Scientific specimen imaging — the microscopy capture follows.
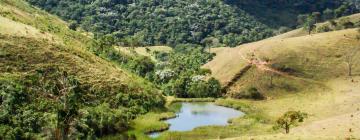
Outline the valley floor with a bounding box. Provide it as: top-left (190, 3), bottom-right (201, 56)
top-left (221, 76), bottom-right (360, 140)
top-left (122, 76), bottom-right (360, 140)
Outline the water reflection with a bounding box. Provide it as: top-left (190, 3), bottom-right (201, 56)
top-left (149, 102), bottom-right (244, 138)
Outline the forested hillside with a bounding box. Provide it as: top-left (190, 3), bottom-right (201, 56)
top-left (0, 0), bottom-right (164, 139)
top-left (27, 0), bottom-right (273, 47)
top-left (27, 0), bottom-right (358, 47)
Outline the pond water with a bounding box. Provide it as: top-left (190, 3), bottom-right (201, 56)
top-left (149, 102), bottom-right (244, 138)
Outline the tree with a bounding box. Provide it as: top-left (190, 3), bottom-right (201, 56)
top-left (201, 37), bottom-right (220, 52)
top-left (344, 46), bottom-right (360, 77)
top-left (68, 21), bottom-right (78, 31)
top-left (91, 35), bottom-right (116, 55)
top-left (312, 12), bottom-right (321, 23)
top-left (53, 71), bottom-right (82, 140)
top-left (207, 77), bottom-right (222, 97)
top-left (188, 80), bottom-right (208, 98)
top-left (274, 111), bottom-right (308, 134)
top-left (303, 15), bottom-right (316, 35)
top-left (323, 8), bottom-right (334, 20)
top-left (297, 14), bottom-right (307, 25)
top-left (334, 4), bottom-right (349, 18)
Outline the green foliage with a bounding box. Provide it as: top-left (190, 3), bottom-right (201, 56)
top-left (303, 15), bottom-right (317, 34)
top-left (127, 56), bottom-right (155, 77)
top-left (88, 35), bottom-right (155, 77)
top-left (274, 111), bottom-right (308, 134)
top-left (207, 78), bottom-right (222, 97)
top-left (154, 51), bottom-right (169, 62)
top-left (323, 8), bottom-right (335, 20)
top-left (76, 103), bottom-right (129, 138)
top-left (0, 67), bottom-right (165, 139)
top-left (225, 0), bottom-right (357, 28)
top-left (0, 79), bottom-right (43, 139)
top-left (68, 21), bottom-right (78, 31)
top-left (149, 45), bottom-right (222, 98)
top-left (316, 18), bottom-right (359, 33)
top-left (27, 0), bottom-right (273, 47)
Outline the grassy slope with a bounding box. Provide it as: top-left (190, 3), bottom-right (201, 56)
top-left (0, 0), bottom-right (160, 103)
top-left (197, 14), bottom-right (360, 140)
top-left (204, 15), bottom-right (360, 96)
top-left (217, 76), bottom-right (360, 140)
top-left (268, 13), bottom-right (360, 40)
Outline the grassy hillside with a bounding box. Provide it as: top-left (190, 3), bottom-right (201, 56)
top-left (203, 15), bottom-right (360, 97)
top-left (156, 15), bottom-right (360, 140)
top-left (0, 0), bottom-right (164, 139)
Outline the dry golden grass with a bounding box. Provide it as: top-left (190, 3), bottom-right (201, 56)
top-left (219, 76), bottom-right (360, 140)
top-left (204, 28), bottom-right (360, 86)
top-left (201, 14), bottom-right (360, 140)
top-left (0, 16), bottom-right (54, 40)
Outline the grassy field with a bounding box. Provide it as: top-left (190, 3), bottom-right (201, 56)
top-left (219, 76), bottom-right (360, 140)
top-left (115, 46), bottom-right (172, 62)
top-left (204, 27), bottom-right (360, 96)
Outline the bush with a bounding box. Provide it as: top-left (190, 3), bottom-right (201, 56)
top-left (77, 104), bottom-right (129, 137)
top-left (247, 87), bottom-right (265, 100)
top-left (68, 21), bottom-right (78, 31)
top-left (317, 25), bottom-right (332, 33)
top-left (232, 87), bottom-right (264, 100)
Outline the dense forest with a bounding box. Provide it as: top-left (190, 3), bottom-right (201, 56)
top-left (28, 0), bottom-right (359, 47)
top-left (27, 0), bottom-right (273, 47)
top-left (89, 35), bottom-right (222, 98)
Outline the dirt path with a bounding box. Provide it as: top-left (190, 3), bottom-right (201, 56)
top-left (239, 51), bottom-right (322, 84)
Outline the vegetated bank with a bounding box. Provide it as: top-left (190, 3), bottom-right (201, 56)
top-left (0, 0), bottom-right (165, 139)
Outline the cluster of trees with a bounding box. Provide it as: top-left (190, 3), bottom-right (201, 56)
top-left (297, 3), bottom-right (359, 34)
top-left (0, 67), bottom-right (164, 139)
top-left (28, 0), bottom-right (273, 47)
top-left (224, 0), bottom-right (358, 28)
top-left (154, 44), bottom-right (222, 98)
top-left (88, 36), bottom-right (223, 98)
top-left (89, 35), bottom-right (155, 77)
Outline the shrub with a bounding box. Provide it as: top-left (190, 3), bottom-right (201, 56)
top-left (232, 87), bottom-right (264, 100)
top-left (247, 87), bottom-right (265, 100)
top-left (274, 111), bottom-right (308, 134)
top-left (317, 25), bottom-right (332, 33)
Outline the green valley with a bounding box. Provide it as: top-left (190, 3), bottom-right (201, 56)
top-left (1, 0), bottom-right (360, 140)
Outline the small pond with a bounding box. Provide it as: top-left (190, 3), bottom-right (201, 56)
top-left (149, 102), bottom-right (245, 138)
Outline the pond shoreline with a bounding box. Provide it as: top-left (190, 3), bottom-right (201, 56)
top-left (145, 98), bottom-right (218, 137)
top-left (147, 101), bottom-right (245, 138)
top-left (127, 97), bottom-right (255, 140)
top-left (144, 114), bottom-right (177, 136)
